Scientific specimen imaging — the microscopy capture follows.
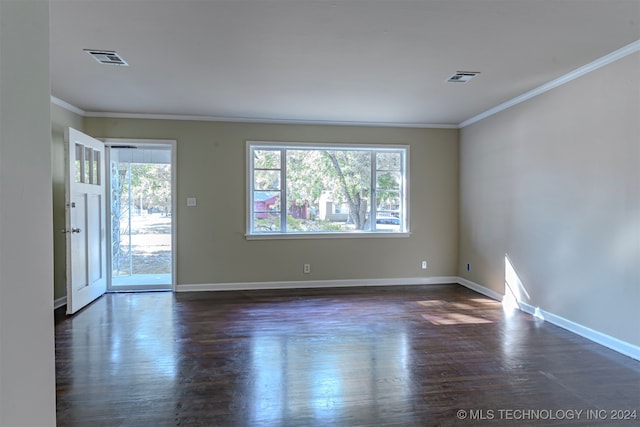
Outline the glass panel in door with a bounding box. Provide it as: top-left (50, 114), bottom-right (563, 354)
top-left (109, 146), bottom-right (172, 290)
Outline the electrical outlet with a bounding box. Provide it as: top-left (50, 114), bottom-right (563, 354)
top-left (303, 264), bottom-right (311, 274)
top-left (421, 260), bottom-right (427, 270)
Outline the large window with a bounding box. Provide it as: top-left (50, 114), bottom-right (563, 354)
top-left (247, 141), bottom-right (409, 238)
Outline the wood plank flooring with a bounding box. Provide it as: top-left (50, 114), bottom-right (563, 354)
top-left (55, 285), bottom-right (640, 426)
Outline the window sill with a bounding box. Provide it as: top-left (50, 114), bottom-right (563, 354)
top-left (245, 231), bottom-right (411, 240)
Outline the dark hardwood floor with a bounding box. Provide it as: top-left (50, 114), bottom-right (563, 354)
top-left (55, 285), bottom-right (640, 426)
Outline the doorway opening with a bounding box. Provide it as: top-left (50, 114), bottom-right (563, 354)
top-left (106, 141), bottom-right (175, 291)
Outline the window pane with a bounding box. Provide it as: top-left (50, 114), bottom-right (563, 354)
top-left (253, 190), bottom-right (281, 233)
top-left (253, 214), bottom-right (281, 232)
top-left (376, 190), bottom-right (400, 210)
top-left (253, 191), bottom-right (280, 214)
top-left (84, 147), bottom-right (93, 184)
top-left (254, 170), bottom-right (280, 190)
top-left (286, 150), bottom-right (324, 201)
top-left (93, 150), bottom-right (101, 185)
top-left (284, 149), bottom-right (372, 232)
top-left (323, 150), bottom-right (371, 231)
top-left (376, 171), bottom-right (401, 190)
top-left (75, 144), bottom-right (84, 183)
top-left (376, 152), bottom-right (401, 171)
top-left (254, 149), bottom-right (280, 169)
top-left (376, 188), bottom-right (401, 232)
top-left (375, 151), bottom-right (403, 232)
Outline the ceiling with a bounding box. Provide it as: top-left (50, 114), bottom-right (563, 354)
top-left (50, 0), bottom-right (640, 127)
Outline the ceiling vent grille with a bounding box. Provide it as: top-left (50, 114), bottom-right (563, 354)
top-left (446, 71), bottom-right (480, 83)
top-left (84, 49), bottom-right (128, 66)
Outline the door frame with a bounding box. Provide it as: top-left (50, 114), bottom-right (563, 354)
top-left (104, 139), bottom-right (177, 292)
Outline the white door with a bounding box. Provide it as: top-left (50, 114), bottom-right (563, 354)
top-left (65, 127), bottom-right (107, 314)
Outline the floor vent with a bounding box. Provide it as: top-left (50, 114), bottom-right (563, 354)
top-left (84, 49), bottom-right (128, 66)
top-left (446, 71), bottom-right (480, 83)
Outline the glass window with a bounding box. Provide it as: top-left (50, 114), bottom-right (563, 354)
top-left (247, 142), bottom-right (409, 237)
top-left (84, 147), bottom-right (93, 184)
top-left (93, 150), bottom-right (101, 185)
top-left (75, 143), bottom-right (84, 183)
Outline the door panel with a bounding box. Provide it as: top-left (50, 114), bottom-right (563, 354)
top-left (70, 193), bottom-right (87, 292)
top-left (88, 193), bottom-right (104, 284)
top-left (65, 128), bottom-right (107, 314)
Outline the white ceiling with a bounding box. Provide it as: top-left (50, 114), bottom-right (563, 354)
top-left (50, 0), bottom-right (640, 127)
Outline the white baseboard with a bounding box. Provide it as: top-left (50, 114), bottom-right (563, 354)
top-left (456, 277), bottom-right (504, 301)
top-left (54, 296), bottom-right (67, 310)
top-left (456, 277), bottom-right (640, 362)
top-left (177, 276), bottom-right (459, 292)
top-left (515, 300), bottom-right (640, 361)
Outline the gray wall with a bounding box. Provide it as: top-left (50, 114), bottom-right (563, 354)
top-left (84, 118), bottom-right (459, 287)
top-left (459, 52), bottom-right (640, 347)
top-left (51, 103), bottom-right (84, 301)
top-left (0, 0), bottom-right (57, 425)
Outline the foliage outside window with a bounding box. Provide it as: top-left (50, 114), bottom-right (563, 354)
top-left (247, 141), bottom-right (409, 238)
top-left (111, 162), bottom-right (171, 275)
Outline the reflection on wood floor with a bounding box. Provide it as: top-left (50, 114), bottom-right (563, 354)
top-left (55, 285), bottom-right (640, 426)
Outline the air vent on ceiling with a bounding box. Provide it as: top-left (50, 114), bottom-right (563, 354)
top-left (446, 71), bottom-right (480, 83)
top-left (84, 49), bottom-right (128, 66)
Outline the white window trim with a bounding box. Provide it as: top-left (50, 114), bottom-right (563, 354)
top-left (246, 141), bottom-right (410, 240)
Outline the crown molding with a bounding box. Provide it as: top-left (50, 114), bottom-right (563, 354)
top-left (51, 95), bottom-right (458, 129)
top-left (459, 39), bottom-right (640, 128)
top-left (50, 96), bottom-right (86, 116)
top-left (48, 97), bottom-right (456, 128)
top-left (83, 111), bottom-right (458, 129)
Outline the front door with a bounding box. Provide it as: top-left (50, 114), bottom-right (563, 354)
top-left (65, 127), bottom-right (107, 314)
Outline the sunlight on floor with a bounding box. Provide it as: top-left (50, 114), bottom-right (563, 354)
top-left (417, 300), bottom-right (494, 325)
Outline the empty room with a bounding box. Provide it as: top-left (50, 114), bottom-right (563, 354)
top-left (1, 1), bottom-right (639, 426)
